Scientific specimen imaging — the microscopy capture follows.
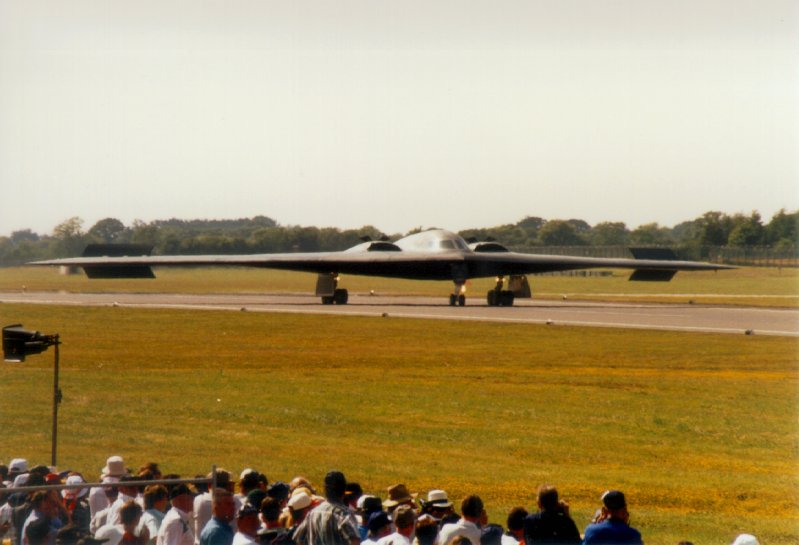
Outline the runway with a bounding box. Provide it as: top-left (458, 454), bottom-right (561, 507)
top-left (2, 291), bottom-right (797, 337)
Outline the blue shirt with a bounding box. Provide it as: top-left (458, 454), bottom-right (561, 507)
top-left (582, 519), bottom-right (642, 545)
top-left (199, 517), bottom-right (234, 545)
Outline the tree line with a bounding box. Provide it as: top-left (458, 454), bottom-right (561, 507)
top-left (1, 210), bottom-right (796, 267)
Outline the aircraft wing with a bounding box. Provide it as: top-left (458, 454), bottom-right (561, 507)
top-left (29, 244), bottom-right (729, 281)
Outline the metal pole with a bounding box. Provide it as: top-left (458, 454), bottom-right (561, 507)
top-left (51, 335), bottom-right (61, 467)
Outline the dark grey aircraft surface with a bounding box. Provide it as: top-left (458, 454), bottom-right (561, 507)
top-left (31, 229), bottom-right (732, 306)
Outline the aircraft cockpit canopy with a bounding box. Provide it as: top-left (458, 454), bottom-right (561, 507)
top-left (395, 230), bottom-right (471, 252)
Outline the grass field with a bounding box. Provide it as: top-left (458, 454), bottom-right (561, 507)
top-left (1, 265), bottom-right (798, 307)
top-left (0, 301), bottom-right (797, 544)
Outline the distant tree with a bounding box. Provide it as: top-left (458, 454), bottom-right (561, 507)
top-left (129, 219), bottom-right (159, 247)
top-left (693, 211), bottom-right (732, 246)
top-left (728, 212), bottom-right (765, 247)
top-left (590, 222), bottom-right (629, 246)
top-left (538, 220), bottom-right (587, 245)
top-left (88, 218), bottom-right (127, 243)
top-left (764, 208), bottom-right (798, 248)
top-left (52, 216), bottom-right (86, 256)
top-left (566, 219), bottom-right (591, 235)
top-left (670, 220), bottom-right (697, 245)
top-left (516, 216), bottom-right (545, 239)
top-left (10, 229), bottom-right (39, 244)
top-left (629, 223), bottom-right (673, 245)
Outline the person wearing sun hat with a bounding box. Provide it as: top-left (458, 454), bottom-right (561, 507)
top-left (89, 458), bottom-right (126, 520)
top-left (382, 484), bottom-right (417, 515)
top-left (62, 475), bottom-right (91, 534)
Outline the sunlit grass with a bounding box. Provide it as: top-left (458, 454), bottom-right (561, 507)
top-left (0, 303), bottom-right (796, 544)
top-left (1, 265), bottom-right (797, 307)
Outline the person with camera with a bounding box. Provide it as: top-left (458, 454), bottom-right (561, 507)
top-left (523, 485), bottom-right (580, 544)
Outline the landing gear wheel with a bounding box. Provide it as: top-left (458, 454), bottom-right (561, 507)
top-left (500, 291), bottom-right (515, 307)
top-left (449, 294), bottom-right (457, 306)
top-left (487, 290), bottom-right (497, 306)
top-left (321, 295), bottom-right (334, 305)
top-left (333, 288), bottom-right (349, 305)
top-left (457, 294), bottom-right (466, 306)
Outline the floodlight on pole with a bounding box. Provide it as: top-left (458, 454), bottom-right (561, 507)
top-left (3, 324), bottom-right (62, 466)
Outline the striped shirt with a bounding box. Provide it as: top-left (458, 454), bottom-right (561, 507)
top-left (293, 500), bottom-right (359, 545)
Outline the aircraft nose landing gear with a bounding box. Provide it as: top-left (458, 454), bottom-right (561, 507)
top-left (449, 281), bottom-right (467, 306)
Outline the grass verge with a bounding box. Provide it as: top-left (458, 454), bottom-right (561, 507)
top-left (0, 303), bottom-right (796, 544)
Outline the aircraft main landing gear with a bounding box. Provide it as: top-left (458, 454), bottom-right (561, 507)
top-left (486, 276), bottom-right (515, 306)
top-left (317, 274), bottom-right (349, 305)
top-left (322, 288), bottom-right (349, 305)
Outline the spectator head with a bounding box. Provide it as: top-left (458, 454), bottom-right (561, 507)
top-left (323, 471), bottom-right (347, 501)
top-left (452, 538), bottom-right (473, 545)
top-left (480, 524), bottom-right (503, 545)
top-left (260, 497), bottom-right (281, 525)
top-left (537, 485), bottom-right (560, 512)
top-left (239, 470), bottom-right (261, 494)
top-left (357, 495), bottom-right (383, 519)
top-left (29, 465), bottom-right (48, 476)
top-left (212, 489), bottom-right (236, 523)
top-left (730, 535), bottom-right (760, 545)
top-left (414, 514), bottom-right (439, 545)
top-left (119, 500), bottom-right (143, 528)
top-left (383, 484), bottom-right (416, 512)
top-left (393, 505), bottom-right (416, 536)
top-left (423, 490), bottom-right (453, 519)
top-left (460, 495), bottom-right (484, 520)
top-left (143, 484), bottom-right (169, 511)
top-left (102, 477), bottom-right (120, 501)
top-left (30, 490), bottom-right (51, 511)
top-left (237, 505), bottom-right (260, 537)
top-left (8, 458), bottom-right (28, 479)
top-left (440, 513), bottom-right (461, 527)
top-left (287, 492), bottom-right (312, 522)
top-left (506, 506), bottom-right (528, 535)
top-left (169, 484), bottom-right (196, 513)
top-left (209, 469), bottom-right (233, 492)
top-left (62, 475), bottom-right (88, 502)
top-left (343, 483), bottom-right (362, 508)
top-left (600, 490), bottom-right (629, 523)
top-left (138, 463), bottom-right (161, 479)
top-left (118, 475), bottom-right (140, 497)
top-left (100, 456), bottom-right (126, 479)
top-left (247, 489), bottom-right (268, 510)
top-left (267, 482), bottom-right (290, 504)
top-left (289, 477), bottom-right (314, 495)
top-left (367, 511), bottom-right (391, 539)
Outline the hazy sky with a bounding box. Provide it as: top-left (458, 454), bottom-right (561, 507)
top-left (1, 0), bottom-right (797, 237)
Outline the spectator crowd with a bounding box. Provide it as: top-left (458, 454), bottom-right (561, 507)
top-left (0, 457), bottom-right (762, 545)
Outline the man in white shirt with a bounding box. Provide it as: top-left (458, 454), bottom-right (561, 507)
top-left (376, 506), bottom-right (415, 545)
top-left (107, 477), bottom-right (139, 527)
top-left (158, 485), bottom-right (195, 545)
top-left (231, 505), bottom-right (259, 545)
top-left (89, 457), bottom-right (127, 519)
top-left (437, 496), bottom-right (485, 545)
